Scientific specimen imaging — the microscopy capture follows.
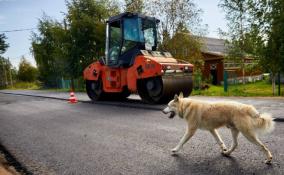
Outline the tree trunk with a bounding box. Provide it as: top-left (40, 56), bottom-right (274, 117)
top-left (8, 58), bottom-right (13, 88)
top-left (71, 77), bottom-right (75, 92)
top-left (278, 72), bottom-right (281, 96)
top-left (2, 59), bottom-right (8, 87)
top-left (242, 66), bottom-right (245, 84)
top-left (272, 74), bottom-right (276, 95)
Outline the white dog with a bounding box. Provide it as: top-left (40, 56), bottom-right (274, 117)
top-left (162, 93), bottom-right (275, 164)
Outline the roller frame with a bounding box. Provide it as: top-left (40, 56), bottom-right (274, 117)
top-left (83, 54), bottom-right (193, 104)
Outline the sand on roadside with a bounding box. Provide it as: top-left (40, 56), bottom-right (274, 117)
top-left (0, 153), bottom-right (20, 175)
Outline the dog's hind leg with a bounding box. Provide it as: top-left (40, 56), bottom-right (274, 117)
top-left (210, 129), bottom-right (227, 153)
top-left (242, 131), bottom-right (273, 164)
top-left (171, 126), bottom-right (197, 154)
top-left (222, 128), bottom-right (239, 156)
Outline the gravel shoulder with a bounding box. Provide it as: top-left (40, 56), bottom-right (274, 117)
top-left (0, 153), bottom-right (20, 175)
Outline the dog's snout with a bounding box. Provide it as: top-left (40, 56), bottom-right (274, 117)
top-left (162, 109), bottom-right (167, 114)
top-left (162, 107), bottom-right (170, 114)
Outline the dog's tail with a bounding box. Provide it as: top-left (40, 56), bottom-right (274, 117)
top-left (252, 113), bottom-right (275, 135)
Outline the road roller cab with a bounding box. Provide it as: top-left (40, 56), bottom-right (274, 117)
top-left (83, 12), bottom-right (193, 103)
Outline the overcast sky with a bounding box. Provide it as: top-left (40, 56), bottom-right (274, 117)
top-left (0, 0), bottom-right (227, 67)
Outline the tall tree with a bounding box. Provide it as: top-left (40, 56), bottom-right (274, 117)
top-left (65, 0), bottom-right (120, 89)
top-left (31, 16), bottom-right (65, 87)
top-left (0, 33), bottom-right (9, 55)
top-left (219, 0), bottom-right (251, 41)
top-left (123, 0), bottom-right (206, 71)
top-left (258, 0), bottom-right (284, 94)
top-left (0, 34), bottom-right (10, 88)
top-left (221, 0), bottom-right (284, 94)
top-left (161, 23), bottom-right (204, 70)
top-left (125, 0), bottom-right (144, 13)
top-left (144, 0), bottom-right (205, 71)
top-left (0, 57), bottom-right (10, 87)
top-left (31, 0), bottom-right (121, 88)
top-left (240, 0), bottom-right (284, 94)
top-left (219, 0), bottom-right (253, 84)
top-left (145, 0), bottom-right (205, 37)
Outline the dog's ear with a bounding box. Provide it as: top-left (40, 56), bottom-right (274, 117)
top-left (174, 94), bottom-right (179, 102)
top-left (179, 92), bottom-right (183, 99)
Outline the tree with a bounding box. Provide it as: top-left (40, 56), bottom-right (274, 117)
top-left (243, 0), bottom-right (284, 94)
top-left (18, 57), bottom-right (38, 82)
top-left (258, 0), bottom-right (284, 95)
top-left (219, 0), bottom-right (254, 84)
top-left (145, 0), bottom-right (206, 68)
top-left (219, 0), bottom-right (251, 41)
top-left (224, 29), bottom-right (264, 84)
top-left (220, 0), bottom-right (284, 94)
top-left (0, 57), bottom-right (10, 87)
top-left (0, 35), bottom-right (10, 87)
top-left (125, 0), bottom-right (144, 13)
top-left (0, 33), bottom-right (9, 55)
top-left (31, 16), bottom-right (65, 87)
top-left (145, 0), bottom-right (206, 37)
top-left (31, 0), bottom-right (121, 88)
top-left (161, 23), bottom-right (204, 70)
top-left (65, 0), bottom-right (120, 89)
top-left (142, 0), bottom-right (206, 76)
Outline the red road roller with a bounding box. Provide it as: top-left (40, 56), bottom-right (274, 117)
top-left (83, 12), bottom-right (193, 103)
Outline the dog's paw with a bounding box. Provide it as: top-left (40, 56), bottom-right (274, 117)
top-left (171, 148), bottom-right (179, 154)
top-left (265, 157), bottom-right (272, 165)
top-left (221, 145), bottom-right (227, 152)
top-left (221, 151), bottom-right (231, 157)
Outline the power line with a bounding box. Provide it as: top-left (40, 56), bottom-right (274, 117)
top-left (0, 28), bottom-right (37, 33)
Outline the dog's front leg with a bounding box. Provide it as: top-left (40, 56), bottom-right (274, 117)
top-left (210, 129), bottom-right (227, 153)
top-left (171, 126), bottom-right (197, 154)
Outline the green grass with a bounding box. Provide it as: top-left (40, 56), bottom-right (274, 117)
top-left (4, 80), bottom-right (284, 97)
top-left (42, 88), bottom-right (86, 92)
top-left (42, 88), bottom-right (72, 92)
top-left (192, 81), bottom-right (284, 97)
top-left (5, 82), bottom-right (86, 92)
top-left (6, 81), bottom-right (41, 90)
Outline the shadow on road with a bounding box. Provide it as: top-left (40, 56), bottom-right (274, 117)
top-left (165, 153), bottom-right (276, 175)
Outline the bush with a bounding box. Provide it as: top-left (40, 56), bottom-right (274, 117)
top-left (18, 57), bottom-right (38, 82)
top-left (7, 81), bottom-right (41, 90)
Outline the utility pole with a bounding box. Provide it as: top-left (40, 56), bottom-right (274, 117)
top-left (8, 57), bottom-right (13, 88)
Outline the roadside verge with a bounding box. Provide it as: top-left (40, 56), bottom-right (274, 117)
top-left (0, 153), bottom-right (19, 175)
top-left (0, 143), bottom-right (32, 175)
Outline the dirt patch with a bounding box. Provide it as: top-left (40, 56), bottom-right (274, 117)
top-left (0, 153), bottom-right (20, 175)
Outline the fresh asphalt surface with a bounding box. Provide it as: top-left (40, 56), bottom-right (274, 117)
top-left (0, 93), bottom-right (283, 175)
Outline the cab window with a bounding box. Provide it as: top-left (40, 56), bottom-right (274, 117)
top-left (143, 20), bottom-right (156, 50)
top-left (109, 20), bottom-right (121, 64)
top-left (121, 18), bottom-right (144, 54)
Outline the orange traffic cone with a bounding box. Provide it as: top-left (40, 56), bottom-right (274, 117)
top-left (69, 91), bottom-right (78, 103)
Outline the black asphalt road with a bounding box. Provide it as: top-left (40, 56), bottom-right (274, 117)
top-left (0, 93), bottom-right (283, 175)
